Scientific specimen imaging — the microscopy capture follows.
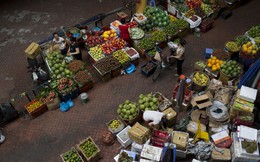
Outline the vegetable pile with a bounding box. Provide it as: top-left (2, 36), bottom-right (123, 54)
top-left (113, 50), bottom-right (130, 65)
top-left (138, 93), bottom-right (159, 111)
top-left (61, 148), bottom-right (83, 162)
top-left (220, 60), bottom-right (241, 78)
top-left (173, 19), bottom-right (189, 30)
top-left (117, 100), bottom-right (139, 121)
top-left (147, 48), bottom-right (157, 57)
top-left (235, 35), bottom-right (250, 47)
top-left (79, 138), bottom-right (98, 158)
top-left (118, 151), bottom-right (133, 162)
top-left (164, 22), bottom-right (178, 37)
top-left (74, 70), bottom-right (92, 86)
top-left (195, 60), bottom-right (206, 69)
top-left (142, 62), bottom-right (157, 73)
top-left (86, 35), bottom-right (104, 47)
top-left (139, 37), bottom-right (155, 50)
top-left (130, 28), bottom-right (144, 40)
top-left (247, 25), bottom-right (260, 38)
top-left (53, 77), bottom-right (75, 95)
top-left (89, 45), bottom-right (104, 61)
top-left (151, 30), bottom-right (167, 42)
top-left (39, 90), bottom-right (56, 104)
top-left (67, 60), bottom-right (85, 73)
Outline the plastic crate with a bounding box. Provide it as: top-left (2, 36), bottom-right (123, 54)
top-left (76, 137), bottom-right (100, 162)
top-left (141, 61), bottom-right (158, 77)
top-left (204, 48), bottom-right (213, 59)
top-left (116, 126), bottom-right (132, 148)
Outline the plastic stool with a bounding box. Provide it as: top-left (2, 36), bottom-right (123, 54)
top-left (204, 48), bottom-right (213, 59)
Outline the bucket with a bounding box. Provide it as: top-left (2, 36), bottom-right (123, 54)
top-left (80, 93), bottom-right (89, 104)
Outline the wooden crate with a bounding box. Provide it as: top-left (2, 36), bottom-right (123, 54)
top-left (24, 99), bottom-right (47, 118)
top-left (60, 147), bottom-right (84, 162)
top-left (76, 137), bottom-right (101, 162)
top-left (111, 66), bottom-right (122, 78)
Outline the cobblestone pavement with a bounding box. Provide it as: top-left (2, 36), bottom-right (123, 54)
top-left (0, 0), bottom-right (259, 162)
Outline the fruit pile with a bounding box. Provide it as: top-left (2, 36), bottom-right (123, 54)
top-left (40, 91), bottom-right (56, 104)
top-left (184, 9), bottom-right (195, 18)
top-left (143, 6), bottom-right (170, 28)
top-left (151, 30), bottom-right (167, 42)
top-left (67, 60), bottom-right (85, 73)
top-left (111, 20), bottom-right (122, 29)
top-left (101, 38), bottom-right (127, 55)
top-left (176, 4), bottom-right (189, 14)
top-left (26, 100), bottom-right (44, 113)
top-left (130, 28), bottom-right (144, 40)
top-left (164, 22), bottom-right (178, 37)
top-left (113, 50), bottom-right (130, 65)
top-left (147, 48), bottom-right (157, 57)
top-left (89, 45), bottom-right (104, 61)
top-left (53, 77), bottom-right (75, 95)
top-left (46, 51), bottom-right (73, 79)
top-left (173, 19), bottom-right (189, 31)
top-left (79, 138), bottom-right (98, 158)
top-left (101, 29), bottom-right (117, 41)
top-left (117, 100), bottom-right (139, 121)
top-left (207, 56), bottom-right (223, 71)
top-left (193, 72), bottom-right (209, 86)
top-left (195, 60), bottom-right (206, 69)
top-left (94, 56), bottom-right (121, 74)
top-left (138, 93), bottom-right (158, 111)
top-left (225, 41), bottom-right (240, 52)
top-left (247, 25), bottom-right (260, 38)
top-left (86, 35), bottom-right (104, 48)
top-left (241, 41), bottom-right (258, 55)
top-left (235, 35), bottom-right (250, 47)
top-left (254, 37), bottom-right (260, 47)
top-left (169, 15), bottom-right (177, 22)
top-left (108, 119), bottom-right (123, 130)
top-left (61, 148), bottom-right (83, 162)
top-left (118, 151), bottom-right (133, 162)
top-left (139, 37), bottom-right (155, 50)
top-left (220, 60), bottom-right (241, 78)
top-left (74, 70), bottom-right (92, 86)
top-left (186, 0), bottom-right (202, 9)
top-left (201, 2), bottom-right (213, 15)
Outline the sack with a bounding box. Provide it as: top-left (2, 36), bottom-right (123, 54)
top-left (126, 64), bottom-right (136, 74)
top-left (0, 103), bottom-right (18, 122)
top-left (154, 52), bottom-right (161, 62)
top-left (214, 88), bottom-right (230, 105)
top-left (60, 102), bottom-right (70, 112)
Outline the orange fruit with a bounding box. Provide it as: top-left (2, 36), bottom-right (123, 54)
top-left (211, 60), bottom-right (216, 65)
top-left (212, 56), bottom-right (217, 60)
top-left (207, 63), bottom-right (212, 68)
top-left (212, 66), bottom-right (217, 71)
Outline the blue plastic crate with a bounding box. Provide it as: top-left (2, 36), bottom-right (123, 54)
top-left (204, 48), bottom-right (213, 59)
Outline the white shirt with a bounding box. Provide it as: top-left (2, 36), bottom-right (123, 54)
top-left (53, 37), bottom-right (66, 50)
top-left (143, 110), bottom-right (164, 125)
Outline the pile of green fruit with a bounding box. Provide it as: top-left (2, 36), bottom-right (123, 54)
top-left (79, 138), bottom-right (98, 159)
top-left (118, 151), bottom-right (133, 162)
top-left (117, 100), bottom-right (139, 121)
top-left (201, 2), bottom-right (213, 15)
top-left (247, 25), bottom-right (260, 38)
top-left (46, 51), bottom-right (73, 79)
top-left (254, 37), bottom-right (260, 47)
top-left (139, 37), bottom-right (155, 50)
top-left (89, 45), bottom-right (105, 61)
top-left (147, 48), bottom-right (157, 57)
top-left (225, 41), bottom-right (240, 52)
top-left (61, 148), bottom-right (83, 162)
top-left (139, 18), bottom-right (155, 33)
top-left (108, 119), bottom-right (123, 130)
top-left (26, 100), bottom-right (44, 113)
top-left (220, 60), bottom-right (241, 78)
top-left (195, 60), bottom-right (206, 69)
top-left (176, 4), bottom-right (189, 14)
top-left (173, 19), bottom-right (189, 31)
top-left (143, 6), bottom-right (170, 28)
top-left (193, 72), bottom-right (209, 86)
top-left (151, 30), bottom-right (167, 42)
top-left (235, 35), bottom-right (250, 47)
top-left (138, 93), bottom-right (158, 111)
top-left (113, 50), bottom-right (130, 65)
top-left (164, 22), bottom-right (178, 37)
top-left (242, 140), bottom-right (257, 153)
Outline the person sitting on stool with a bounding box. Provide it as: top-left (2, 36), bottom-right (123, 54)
top-left (143, 110), bottom-right (168, 130)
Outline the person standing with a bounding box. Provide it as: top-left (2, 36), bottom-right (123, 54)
top-left (118, 18), bottom-right (131, 46)
top-left (173, 39), bottom-right (186, 76)
top-left (52, 32), bottom-right (67, 55)
top-left (67, 37), bottom-right (82, 61)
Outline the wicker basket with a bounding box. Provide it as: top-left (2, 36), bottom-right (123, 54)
top-left (191, 71), bottom-right (210, 92)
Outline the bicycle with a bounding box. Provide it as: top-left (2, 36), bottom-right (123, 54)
top-left (152, 43), bottom-right (177, 81)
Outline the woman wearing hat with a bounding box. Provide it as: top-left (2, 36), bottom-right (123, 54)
top-left (67, 37), bottom-right (82, 60)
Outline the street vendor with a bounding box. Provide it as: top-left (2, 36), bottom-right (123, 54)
top-left (172, 39), bottom-right (186, 76)
top-left (52, 32), bottom-right (67, 55)
top-left (67, 37), bottom-right (82, 61)
top-left (118, 18), bottom-right (131, 46)
top-left (143, 110), bottom-right (167, 129)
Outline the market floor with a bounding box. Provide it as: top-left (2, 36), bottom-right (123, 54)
top-left (0, 0), bottom-right (260, 162)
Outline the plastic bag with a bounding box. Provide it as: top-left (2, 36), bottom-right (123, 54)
top-left (66, 99), bottom-right (74, 108)
top-left (125, 64), bottom-right (136, 74)
top-left (60, 102), bottom-right (70, 112)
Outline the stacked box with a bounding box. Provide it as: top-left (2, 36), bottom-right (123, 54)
top-left (25, 42), bottom-right (41, 59)
top-left (128, 122), bottom-right (150, 144)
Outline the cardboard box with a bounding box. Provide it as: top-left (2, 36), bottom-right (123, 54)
top-left (162, 107), bottom-right (176, 127)
top-left (191, 94), bottom-right (212, 109)
top-left (25, 42), bottom-right (41, 59)
top-left (238, 86), bottom-right (257, 103)
top-left (140, 144), bottom-right (163, 162)
top-left (211, 148), bottom-right (231, 161)
top-left (116, 126), bottom-right (132, 148)
top-left (172, 131), bottom-right (189, 151)
top-left (128, 122), bottom-right (150, 144)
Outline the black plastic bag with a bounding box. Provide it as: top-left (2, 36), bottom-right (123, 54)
top-left (0, 103), bottom-right (18, 122)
